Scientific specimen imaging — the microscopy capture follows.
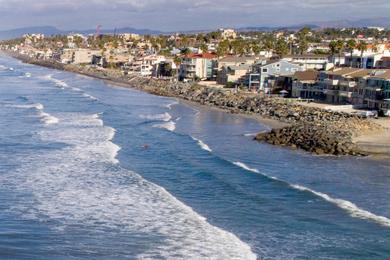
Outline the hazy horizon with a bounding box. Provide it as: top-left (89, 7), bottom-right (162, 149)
top-left (0, 0), bottom-right (389, 31)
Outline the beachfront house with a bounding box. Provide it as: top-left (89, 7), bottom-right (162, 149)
top-left (248, 60), bottom-right (303, 92)
top-left (291, 70), bottom-right (322, 99)
top-left (358, 70), bottom-right (390, 116)
top-left (319, 68), bottom-right (372, 104)
top-left (282, 54), bottom-right (331, 70)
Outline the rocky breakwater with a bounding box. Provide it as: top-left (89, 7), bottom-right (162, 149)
top-left (97, 76), bottom-right (379, 156)
top-left (124, 79), bottom-right (380, 156)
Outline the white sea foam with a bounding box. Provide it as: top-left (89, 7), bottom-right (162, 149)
top-left (153, 121), bottom-right (176, 132)
top-left (166, 101), bottom-right (179, 110)
top-left (39, 111), bottom-right (59, 125)
top-left (82, 93), bottom-right (98, 100)
top-left (0, 64), bottom-right (8, 70)
top-left (24, 72), bottom-right (32, 78)
top-left (140, 112), bottom-right (172, 122)
top-left (71, 87), bottom-right (82, 92)
top-left (192, 137), bottom-right (212, 152)
top-left (244, 133), bottom-right (258, 137)
top-left (291, 184), bottom-right (390, 228)
top-left (43, 74), bottom-right (69, 88)
top-left (233, 161), bottom-right (390, 228)
top-left (7, 103), bottom-right (44, 110)
top-left (9, 112), bottom-right (256, 259)
top-left (233, 162), bottom-right (260, 173)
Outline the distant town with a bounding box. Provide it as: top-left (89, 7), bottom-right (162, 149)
top-left (1, 26), bottom-right (390, 117)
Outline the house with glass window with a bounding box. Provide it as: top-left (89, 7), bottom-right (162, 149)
top-left (359, 70), bottom-right (390, 116)
top-left (248, 60), bottom-right (303, 92)
top-left (179, 53), bottom-right (217, 81)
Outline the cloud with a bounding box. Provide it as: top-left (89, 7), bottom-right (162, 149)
top-left (0, 0), bottom-right (389, 30)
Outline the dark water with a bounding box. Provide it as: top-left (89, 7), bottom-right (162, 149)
top-left (0, 55), bottom-right (389, 259)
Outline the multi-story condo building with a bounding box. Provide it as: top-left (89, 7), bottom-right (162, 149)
top-left (179, 53), bottom-right (217, 81)
top-left (358, 70), bottom-right (390, 115)
top-left (319, 68), bottom-right (372, 104)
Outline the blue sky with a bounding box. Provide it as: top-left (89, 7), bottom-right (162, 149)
top-left (0, 0), bottom-right (389, 31)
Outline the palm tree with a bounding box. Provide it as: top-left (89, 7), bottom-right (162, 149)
top-left (335, 40), bottom-right (345, 66)
top-left (329, 41), bottom-right (338, 62)
top-left (345, 39), bottom-right (356, 67)
top-left (357, 41), bottom-right (368, 68)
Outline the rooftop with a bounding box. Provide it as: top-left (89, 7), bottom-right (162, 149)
top-left (184, 53), bottom-right (217, 59)
top-left (293, 70), bottom-right (319, 82)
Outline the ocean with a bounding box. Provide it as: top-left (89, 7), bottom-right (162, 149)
top-left (0, 54), bottom-right (389, 259)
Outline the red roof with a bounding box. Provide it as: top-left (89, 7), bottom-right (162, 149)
top-left (184, 53), bottom-right (217, 59)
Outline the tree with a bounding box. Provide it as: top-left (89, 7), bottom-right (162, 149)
top-left (329, 40), bottom-right (338, 58)
top-left (357, 41), bottom-right (368, 68)
top-left (346, 39), bottom-right (356, 67)
top-left (335, 40), bottom-right (345, 66)
top-left (251, 43), bottom-right (262, 55)
top-left (180, 48), bottom-right (192, 56)
top-left (199, 43), bottom-right (208, 53)
top-left (297, 37), bottom-right (308, 55)
top-left (216, 40), bottom-right (229, 57)
top-left (275, 38), bottom-right (289, 57)
top-left (231, 39), bottom-right (246, 56)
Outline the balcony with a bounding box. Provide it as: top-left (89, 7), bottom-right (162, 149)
top-left (324, 79), bottom-right (339, 86)
top-left (339, 81), bottom-right (357, 88)
top-left (339, 91), bottom-right (353, 98)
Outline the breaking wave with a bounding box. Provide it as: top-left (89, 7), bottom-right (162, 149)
top-left (9, 112), bottom-right (256, 259)
top-left (39, 111), bottom-right (59, 125)
top-left (153, 121), bottom-right (176, 132)
top-left (192, 137), bottom-right (212, 152)
top-left (291, 185), bottom-right (390, 228)
top-left (140, 112), bottom-right (172, 122)
top-left (233, 161), bottom-right (390, 228)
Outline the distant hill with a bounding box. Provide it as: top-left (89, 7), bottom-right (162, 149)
top-left (311, 17), bottom-right (390, 29)
top-left (0, 26), bottom-right (62, 40)
top-left (0, 26), bottom-right (164, 40)
top-left (1, 17), bottom-right (390, 40)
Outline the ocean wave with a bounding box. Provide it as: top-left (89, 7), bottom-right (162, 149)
top-left (243, 133), bottom-right (258, 137)
top-left (71, 87), bottom-right (82, 92)
top-left (82, 93), bottom-right (98, 101)
top-left (192, 137), bottom-right (212, 152)
top-left (9, 112), bottom-right (256, 259)
top-left (140, 112), bottom-right (172, 122)
top-left (233, 162), bottom-right (260, 173)
top-left (39, 111), bottom-right (59, 125)
top-left (233, 162), bottom-right (390, 227)
top-left (43, 74), bottom-right (69, 88)
top-left (166, 100), bottom-right (179, 110)
top-left (291, 185), bottom-right (390, 228)
top-left (7, 103), bottom-right (44, 110)
top-left (153, 121), bottom-right (176, 132)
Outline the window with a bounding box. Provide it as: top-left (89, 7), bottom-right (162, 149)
top-left (262, 68), bottom-right (268, 73)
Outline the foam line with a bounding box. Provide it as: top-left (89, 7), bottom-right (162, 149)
top-left (291, 185), bottom-right (390, 228)
top-left (234, 161), bottom-right (390, 228)
top-left (192, 137), bottom-right (212, 152)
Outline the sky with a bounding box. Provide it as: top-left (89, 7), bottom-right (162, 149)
top-left (0, 0), bottom-right (389, 31)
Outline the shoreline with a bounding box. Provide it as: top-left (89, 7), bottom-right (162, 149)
top-left (2, 51), bottom-right (389, 157)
